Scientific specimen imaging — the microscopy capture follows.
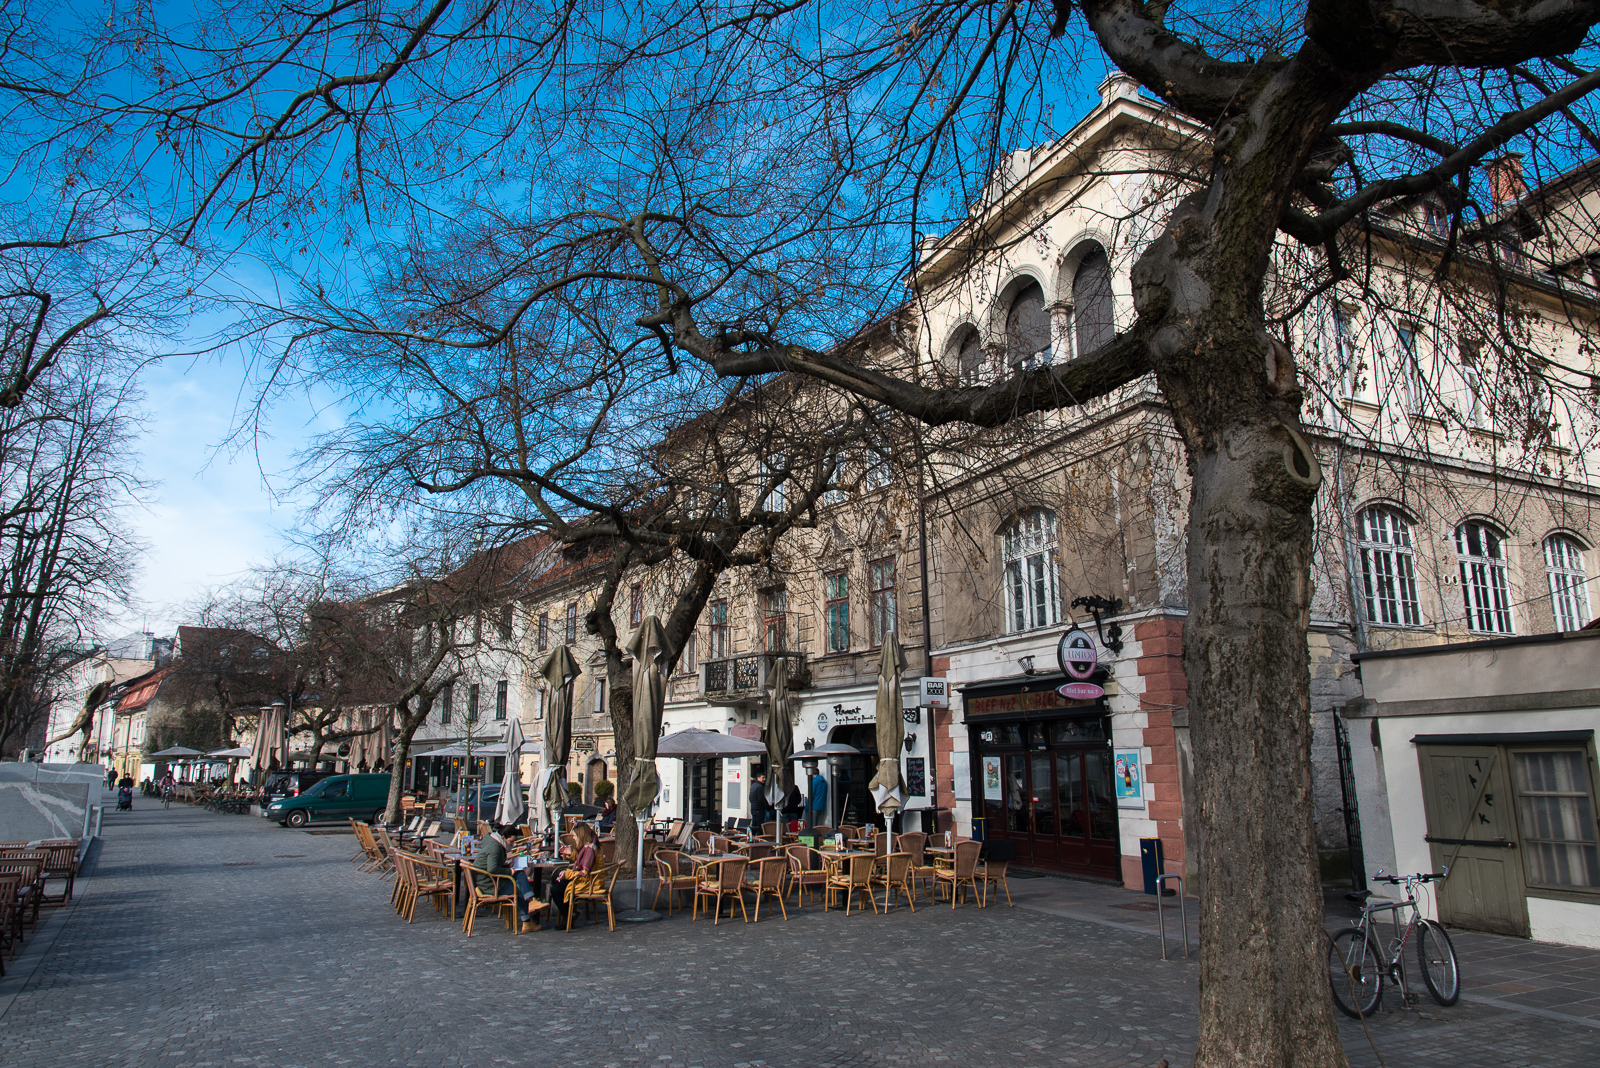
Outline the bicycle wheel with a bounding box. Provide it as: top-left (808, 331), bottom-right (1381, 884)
top-left (1328, 928), bottom-right (1384, 1019)
top-left (1416, 920), bottom-right (1460, 1005)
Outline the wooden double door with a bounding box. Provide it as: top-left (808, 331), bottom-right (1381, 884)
top-left (983, 742), bottom-right (1120, 878)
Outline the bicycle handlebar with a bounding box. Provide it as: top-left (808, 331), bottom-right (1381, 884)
top-left (1373, 868), bottom-right (1448, 884)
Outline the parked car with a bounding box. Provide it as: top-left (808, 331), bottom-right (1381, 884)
top-left (266, 773), bottom-right (392, 827)
top-left (259, 770), bottom-right (337, 811)
top-left (444, 783), bottom-right (531, 828)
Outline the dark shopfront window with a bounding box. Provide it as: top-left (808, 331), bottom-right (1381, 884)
top-left (972, 711), bottom-right (1119, 879)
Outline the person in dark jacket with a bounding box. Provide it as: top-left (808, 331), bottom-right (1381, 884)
top-left (749, 770), bottom-right (771, 829)
top-left (781, 783), bottom-right (803, 829)
top-left (474, 824), bottom-right (538, 929)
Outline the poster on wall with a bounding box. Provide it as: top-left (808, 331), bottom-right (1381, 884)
top-left (905, 757), bottom-right (927, 798)
top-left (1113, 749), bottom-right (1144, 809)
top-left (951, 752), bottom-right (971, 800)
top-left (982, 755), bottom-right (1003, 801)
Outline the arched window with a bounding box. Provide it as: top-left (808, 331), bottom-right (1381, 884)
top-left (1005, 282), bottom-right (1051, 369)
top-left (1357, 507), bottom-right (1421, 626)
top-left (1456, 521), bottom-right (1513, 634)
top-left (1072, 246), bottom-right (1115, 356)
top-left (1002, 510), bottom-right (1060, 633)
top-left (955, 329), bottom-right (985, 385)
top-left (1545, 535), bottom-right (1592, 631)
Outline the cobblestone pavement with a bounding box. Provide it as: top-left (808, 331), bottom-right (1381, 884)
top-left (1, 803), bottom-right (1596, 1068)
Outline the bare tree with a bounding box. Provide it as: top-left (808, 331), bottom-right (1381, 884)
top-left (24, 3), bottom-right (1600, 1063)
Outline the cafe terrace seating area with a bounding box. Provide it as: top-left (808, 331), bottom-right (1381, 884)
top-left (343, 814), bottom-right (1014, 938)
top-left (0, 837), bottom-right (84, 976)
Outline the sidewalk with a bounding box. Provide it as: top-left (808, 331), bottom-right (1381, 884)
top-left (1002, 867), bottom-right (1600, 1029)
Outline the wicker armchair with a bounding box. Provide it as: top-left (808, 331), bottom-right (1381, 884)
top-left (407, 852), bottom-right (459, 921)
top-left (693, 857), bottom-right (750, 924)
top-left (566, 862), bottom-right (622, 931)
top-left (785, 844), bottom-right (827, 908)
top-left (933, 840), bottom-right (983, 908)
top-left (896, 832), bottom-right (932, 899)
top-left (872, 852), bottom-right (916, 912)
top-left (652, 850), bottom-right (697, 915)
top-left (743, 856), bottom-right (789, 922)
top-left (823, 854), bottom-right (878, 916)
top-left (460, 863), bottom-right (518, 936)
top-left (690, 829), bottom-right (715, 854)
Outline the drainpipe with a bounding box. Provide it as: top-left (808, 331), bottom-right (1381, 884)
top-left (913, 420), bottom-right (939, 835)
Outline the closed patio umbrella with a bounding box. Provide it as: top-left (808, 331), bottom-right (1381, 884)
top-left (868, 633), bottom-right (908, 845)
top-left (538, 646), bottom-right (579, 843)
top-left (494, 718), bottom-right (528, 827)
top-left (620, 616), bottom-right (670, 919)
top-left (766, 657), bottom-right (794, 846)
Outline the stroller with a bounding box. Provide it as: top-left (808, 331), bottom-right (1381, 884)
top-left (117, 785), bottom-right (133, 811)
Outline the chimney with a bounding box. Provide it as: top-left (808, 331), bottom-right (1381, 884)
top-left (1486, 152), bottom-right (1526, 208)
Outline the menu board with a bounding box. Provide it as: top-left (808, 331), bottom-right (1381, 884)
top-left (905, 757), bottom-right (926, 798)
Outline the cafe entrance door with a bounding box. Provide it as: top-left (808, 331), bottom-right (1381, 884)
top-left (975, 715), bottom-right (1120, 879)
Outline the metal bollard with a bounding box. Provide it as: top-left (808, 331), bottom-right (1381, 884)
top-left (1155, 872), bottom-right (1189, 960)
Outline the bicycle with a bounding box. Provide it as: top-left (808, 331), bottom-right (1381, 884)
top-left (162, 785), bottom-right (175, 810)
top-left (1327, 868), bottom-right (1460, 1019)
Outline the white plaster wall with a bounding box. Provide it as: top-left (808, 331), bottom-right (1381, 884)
top-left (1528, 897), bottom-right (1600, 950)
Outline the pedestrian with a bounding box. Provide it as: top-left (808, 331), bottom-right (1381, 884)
top-left (749, 769), bottom-right (771, 830)
top-left (808, 767), bottom-right (827, 827)
top-left (106, 767), bottom-right (116, 789)
top-left (781, 782), bottom-right (803, 830)
top-left (474, 824), bottom-right (538, 932)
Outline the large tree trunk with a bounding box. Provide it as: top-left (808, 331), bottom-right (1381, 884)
top-left (384, 701), bottom-right (426, 824)
top-left (1130, 69), bottom-right (1348, 1061)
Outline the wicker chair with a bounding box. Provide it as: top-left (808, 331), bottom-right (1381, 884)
top-left (652, 850), bottom-right (697, 915)
top-left (760, 821), bottom-right (778, 839)
top-left (871, 831), bottom-right (891, 856)
top-left (566, 862), bottom-right (623, 931)
top-left (784, 844), bottom-right (827, 908)
top-left (407, 852), bottom-right (459, 921)
top-left (838, 824), bottom-right (863, 842)
top-left (896, 832), bottom-right (933, 900)
top-left (823, 853), bottom-right (878, 916)
top-left (693, 857), bottom-right (750, 924)
top-left (744, 856), bottom-right (789, 922)
top-left (460, 863), bottom-right (518, 936)
top-left (690, 829), bottom-right (715, 854)
top-left (742, 841), bottom-right (775, 861)
top-left (711, 834), bottom-right (739, 854)
top-left (933, 840), bottom-right (983, 908)
top-left (978, 842), bottom-right (1015, 907)
top-left (873, 852), bottom-right (917, 912)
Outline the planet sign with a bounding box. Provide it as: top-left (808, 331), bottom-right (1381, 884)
top-left (1057, 627), bottom-right (1097, 681)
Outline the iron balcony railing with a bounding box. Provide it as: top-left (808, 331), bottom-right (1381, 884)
top-left (699, 652), bottom-right (809, 702)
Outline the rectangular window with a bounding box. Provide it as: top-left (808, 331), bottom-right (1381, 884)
top-left (1396, 325), bottom-right (1424, 413)
top-left (824, 571), bottom-right (850, 653)
top-left (869, 557), bottom-right (896, 646)
top-left (862, 448), bottom-right (892, 492)
top-left (822, 440), bottom-right (847, 505)
top-left (495, 680), bottom-right (508, 721)
top-left (1332, 305), bottom-right (1357, 397)
top-left (763, 588), bottom-right (787, 652)
top-left (472, 613), bottom-right (483, 644)
top-left (680, 630), bottom-right (697, 674)
top-left (497, 605), bottom-right (513, 641)
top-left (440, 682), bottom-right (453, 725)
top-left (630, 583), bottom-right (643, 627)
top-left (533, 688), bottom-right (545, 721)
top-left (707, 600), bottom-right (729, 659)
top-left (1460, 337), bottom-right (1484, 427)
top-left (1546, 537), bottom-right (1592, 631)
top-left (1002, 511), bottom-right (1060, 633)
top-left (1457, 523), bottom-right (1513, 634)
top-left (1512, 750), bottom-right (1600, 890)
top-left (759, 455), bottom-right (787, 512)
top-left (467, 684), bottom-right (480, 722)
top-left (538, 613), bottom-right (549, 651)
top-left (592, 677), bottom-right (607, 715)
top-left (565, 602), bottom-right (578, 644)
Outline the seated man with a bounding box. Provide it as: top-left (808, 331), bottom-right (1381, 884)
top-left (475, 824), bottom-right (541, 930)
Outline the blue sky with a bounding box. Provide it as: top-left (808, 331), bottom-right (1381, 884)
top-left (117, 351), bottom-right (314, 636)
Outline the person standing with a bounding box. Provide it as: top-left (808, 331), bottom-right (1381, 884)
top-left (749, 769), bottom-right (771, 830)
top-left (808, 767), bottom-right (827, 827)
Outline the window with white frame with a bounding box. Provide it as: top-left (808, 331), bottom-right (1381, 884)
top-left (1331, 304), bottom-right (1357, 397)
top-left (495, 680), bottom-right (508, 720)
top-left (862, 444), bottom-right (892, 491)
top-left (1396, 324), bottom-right (1424, 413)
top-left (868, 558), bottom-right (896, 646)
top-left (1456, 520), bottom-right (1514, 634)
top-left (1545, 535), bottom-right (1592, 631)
top-left (759, 455), bottom-right (787, 512)
top-left (824, 571), bottom-right (850, 652)
top-left (1357, 507), bottom-right (1422, 627)
top-left (1002, 510), bottom-right (1060, 633)
top-left (1459, 336), bottom-right (1484, 427)
top-left (1512, 749), bottom-right (1600, 890)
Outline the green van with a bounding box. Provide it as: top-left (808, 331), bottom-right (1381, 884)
top-left (266, 773), bottom-right (392, 827)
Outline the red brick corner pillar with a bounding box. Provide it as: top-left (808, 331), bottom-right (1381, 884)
top-left (1136, 618), bottom-right (1188, 888)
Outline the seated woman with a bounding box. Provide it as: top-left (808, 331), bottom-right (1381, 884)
top-left (553, 822), bottom-right (600, 917)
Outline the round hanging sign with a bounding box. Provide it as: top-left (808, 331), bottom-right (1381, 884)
top-left (1057, 627), bottom-right (1098, 681)
top-left (1057, 682), bottom-right (1104, 701)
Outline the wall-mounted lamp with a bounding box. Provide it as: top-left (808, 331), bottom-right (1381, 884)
top-left (903, 732), bottom-right (917, 753)
top-left (1018, 655), bottom-right (1037, 675)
